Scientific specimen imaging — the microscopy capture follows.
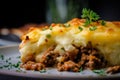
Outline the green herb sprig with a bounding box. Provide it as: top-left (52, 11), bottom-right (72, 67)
top-left (93, 69), bottom-right (106, 76)
top-left (39, 69), bottom-right (46, 73)
top-left (46, 34), bottom-right (51, 38)
top-left (81, 8), bottom-right (100, 27)
top-left (79, 67), bottom-right (83, 72)
top-left (49, 26), bottom-right (53, 30)
top-left (0, 54), bottom-right (4, 60)
top-left (78, 27), bottom-right (83, 31)
top-left (100, 20), bottom-right (106, 26)
top-left (81, 8), bottom-right (106, 31)
top-left (89, 26), bottom-right (97, 31)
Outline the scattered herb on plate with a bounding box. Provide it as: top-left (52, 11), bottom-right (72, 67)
top-left (39, 69), bottom-right (46, 73)
top-left (16, 56), bottom-right (21, 59)
top-left (79, 67), bottom-right (83, 72)
top-left (0, 54), bottom-right (4, 60)
top-left (93, 69), bottom-right (106, 76)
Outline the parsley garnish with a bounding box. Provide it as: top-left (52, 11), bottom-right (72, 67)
top-left (39, 69), bottom-right (46, 73)
top-left (16, 69), bottom-right (22, 72)
top-left (16, 56), bottom-right (20, 59)
top-left (61, 47), bottom-right (65, 51)
top-left (49, 26), bottom-right (53, 30)
top-left (0, 66), bottom-right (3, 69)
top-left (100, 20), bottom-right (106, 26)
top-left (46, 34), bottom-right (51, 38)
top-left (79, 67), bottom-right (83, 72)
top-left (8, 57), bottom-right (11, 60)
top-left (93, 69), bottom-right (106, 75)
top-left (78, 27), bottom-right (83, 31)
top-left (81, 8), bottom-right (100, 27)
top-left (3, 65), bottom-right (9, 68)
top-left (0, 54), bottom-right (4, 60)
top-left (89, 26), bottom-right (97, 31)
top-left (81, 8), bottom-right (106, 29)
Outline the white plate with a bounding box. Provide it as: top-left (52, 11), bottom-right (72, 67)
top-left (0, 45), bottom-right (120, 80)
top-left (0, 39), bottom-right (19, 46)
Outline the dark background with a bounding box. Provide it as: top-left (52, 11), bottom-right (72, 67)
top-left (0, 0), bottom-right (120, 28)
top-left (89, 0), bottom-right (120, 21)
top-left (0, 1), bottom-right (46, 28)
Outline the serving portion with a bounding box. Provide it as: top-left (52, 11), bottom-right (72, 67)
top-left (19, 8), bottom-right (120, 74)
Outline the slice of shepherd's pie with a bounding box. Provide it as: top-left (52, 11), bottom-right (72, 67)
top-left (19, 8), bottom-right (120, 74)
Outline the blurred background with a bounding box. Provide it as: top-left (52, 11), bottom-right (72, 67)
top-left (0, 0), bottom-right (120, 45)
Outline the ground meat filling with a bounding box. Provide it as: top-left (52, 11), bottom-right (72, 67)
top-left (21, 61), bottom-right (45, 71)
top-left (57, 60), bottom-right (80, 72)
top-left (106, 66), bottom-right (120, 74)
top-left (40, 45), bottom-right (59, 67)
top-left (57, 43), bottom-right (107, 72)
top-left (21, 42), bottom-right (109, 72)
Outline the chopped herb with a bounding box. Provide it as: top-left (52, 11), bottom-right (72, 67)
top-left (81, 8), bottom-right (100, 27)
top-left (0, 55), bottom-right (23, 72)
top-left (9, 64), bottom-right (13, 69)
top-left (16, 68), bottom-right (26, 73)
top-left (8, 68), bottom-right (10, 70)
top-left (13, 64), bottom-right (19, 68)
top-left (0, 66), bottom-right (3, 69)
top-left (0, 54), bottom-right (4, 60)
top-left (79, 67), bottom-right (83, 72)
top-left (12, 62), bottom-right (20, 68)
top-left (16, 56), bottom-right (20, 59)
top-left (3, 65), bottom-right (9, 68)
top-left (8, 57), bottom-right (11, 60)
top-left (49, 26), bottom-right (53, 30)
top-left (46, 34), bottom-right (51, 38)
top-left (61, 47), bottom-right (65, 51)
top-left (16, 69), bottom-right (22, 72)
top-left (83, 18), bottom-right (91, 27)
top-left (93, 69), bottom-right (106, 75)
top-left (64, 24), bottom-right (70, 28)
top-left (89, 26), bottom-right (97, 31)
top-left (8, 62), bottom-right (12, 64)
top-left (6, 59), bottom-right (8, 63)
top-left (100, 20), bottom-right (106, 26)
top-left (78, 26), bottom-right (83, 31)
top-left (17, 61), bottom-right (21, 64)
top-left (39, 69), bottom-right (46, 73)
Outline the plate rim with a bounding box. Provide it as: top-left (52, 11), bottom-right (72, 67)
top-left (0, 45), bottom-right (120, 79)
top-left (0, 44), bottom-right (19, 48)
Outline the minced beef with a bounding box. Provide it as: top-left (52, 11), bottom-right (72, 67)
top-left (21, 61), bottom-right (45, 71)
top-left (21, 42), bottom-right (109, 73)
top-left (40, 45), bottom-right (59, 67)
top-left (106, 66), bottom-right (120, 74)
top-left (57, 60), bottom-right (80, 72)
